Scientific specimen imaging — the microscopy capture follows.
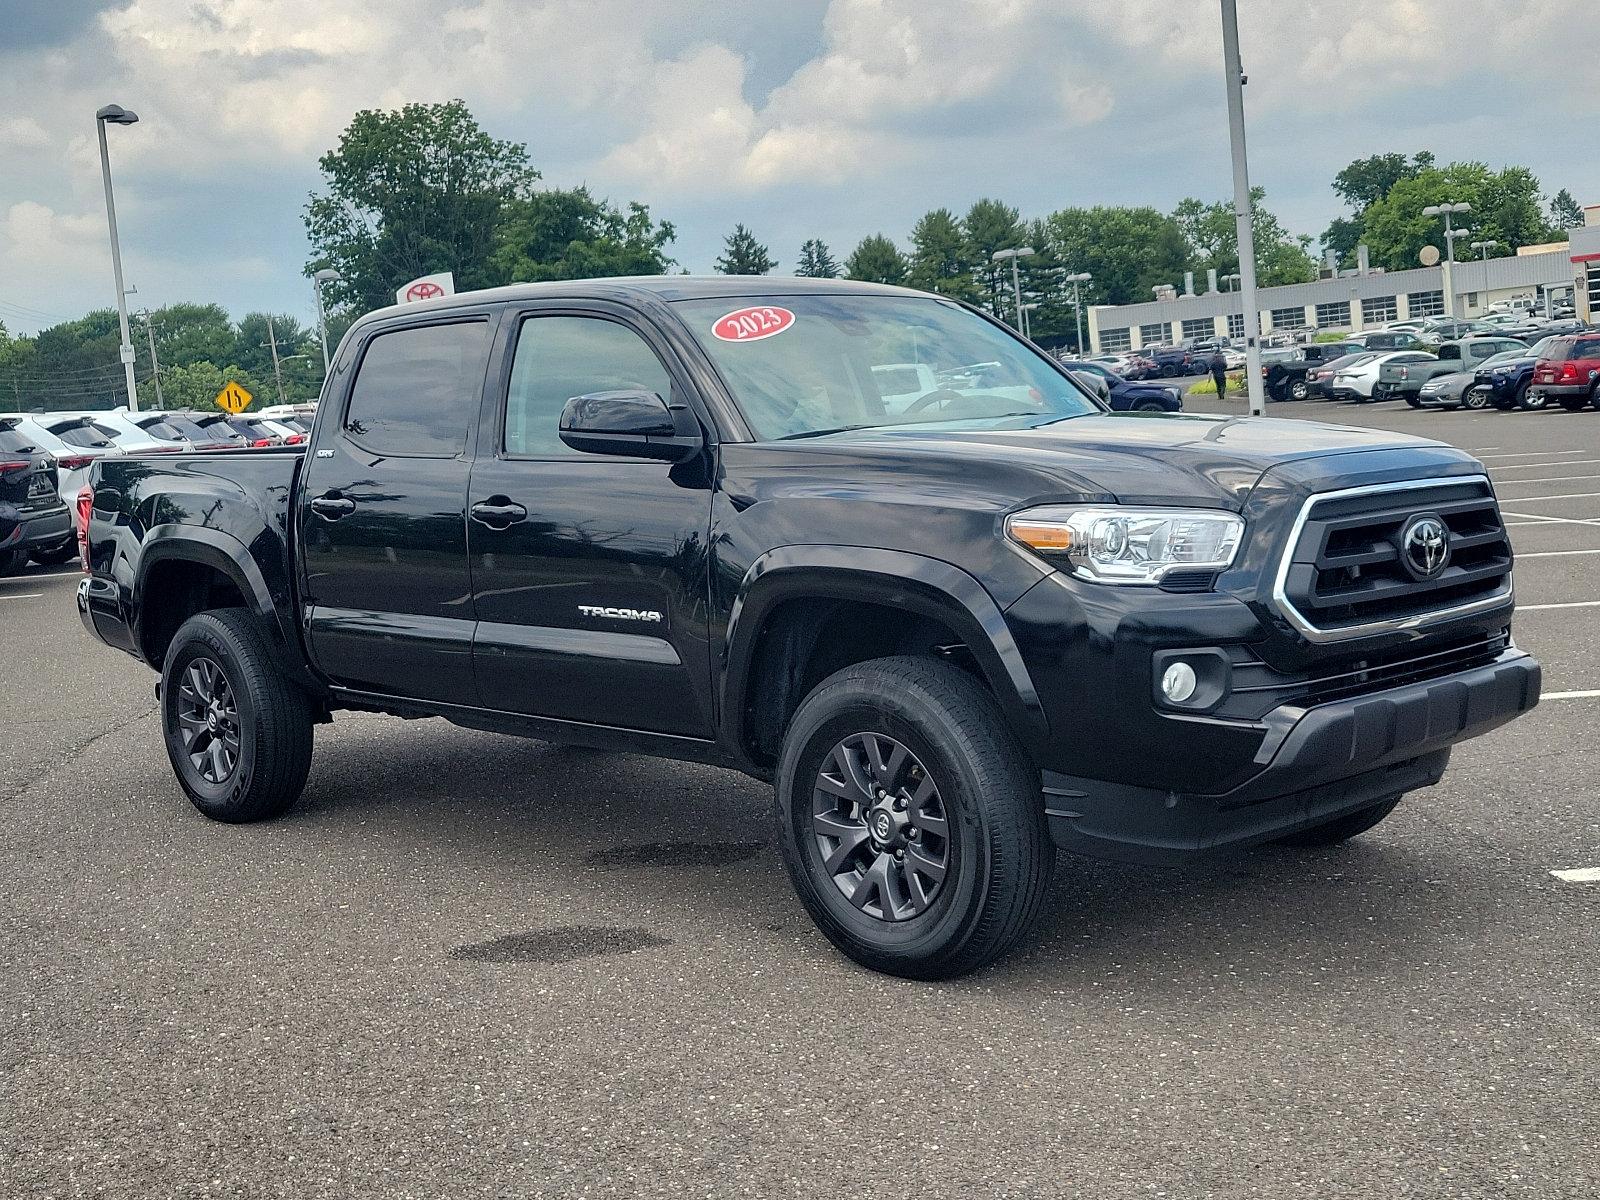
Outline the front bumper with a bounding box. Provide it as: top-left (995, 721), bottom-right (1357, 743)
top-left (1042, 648), bottom-right (1540, 862)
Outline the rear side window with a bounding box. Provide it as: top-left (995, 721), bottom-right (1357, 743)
top-left (503, 316), bottom-right (672, 458)
top-left (1551, 337), bottom-right (1600, 361)
top-left (0, 427), bottom-right (34, 453)
top-left (345, 320), bottom-right (490, 457)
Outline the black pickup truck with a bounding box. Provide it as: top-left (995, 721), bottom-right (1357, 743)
top-left (78, 278), bottom-right (1540, 979)
top-left (1263, 341), bottom-right (1365, 401)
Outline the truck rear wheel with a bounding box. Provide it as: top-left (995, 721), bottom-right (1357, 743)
top-left (1274, 796), bottom-right (1401, 848)
top-left (775, 656), bottom-right (1053, 980)
top-left (161, 608), bottom-right (314, 823)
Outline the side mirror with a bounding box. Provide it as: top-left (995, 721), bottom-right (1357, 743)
top-left (558, 390), bottom-right (703, 461)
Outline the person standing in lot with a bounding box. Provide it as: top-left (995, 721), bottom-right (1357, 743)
top-left (1209, 348), bottom-right (1228, 400)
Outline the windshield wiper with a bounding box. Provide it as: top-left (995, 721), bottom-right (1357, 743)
top-left (775, 424), bottom-right (877, 441)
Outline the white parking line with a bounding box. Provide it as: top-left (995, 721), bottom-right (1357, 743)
top-left (1502, 512), bottom-right (1600, 527)
top-left (1543, 691), bottom-right (1600, 700)
top-left (0, 592), bottom-right (43, 601)
top-left (1551, 867), bottom-right (1600, 882)
top-left (1515, 548), bottom-right (1600, 558)
top-left (1494, 490), bottom-right (1600, 503)
top-left (1476, 449), bottom-right (1591, 460)
top-left (1493, 457), bottom-right (1600, 473)
top-left (1494, 473), bottom-right (1600, 486)
top-left (1519, 601), bottom-right (1600, 611)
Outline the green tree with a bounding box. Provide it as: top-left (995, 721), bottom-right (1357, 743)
top-left (305, 99), bottom-right (539, 315)
top-left (1040, 206), bottom-right (1188, 306)
top-left (795, 238), bottom-right (840, 278)
top-left (1359, 163), bottom-right (1561, 270)
top-left (143, 302), bottom-right (235, 369)
top-left (1550, 187), bottom-right (1585, 230)
top-left (715, 223), bottom-right (774, 274)
top-left (844, 234), bottom-right (908, 285)
top-left (907, 208), bottom-right (980, 302)
top-left (1321, 150), bottom-right (1435, 262)
top-left (962, 199), bottom-right (1027, 315)
top-left (1174, 188), bottom-right (1316, 286)
top-left (492, 187), bottom-right (675, 282)
top-left (233, 314), bottom-right (322, 403)
top-left (155, 361), bottom-right (264, 412)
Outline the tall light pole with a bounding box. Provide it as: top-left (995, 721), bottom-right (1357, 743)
top-left (1019, 302), bottom-right (1039, 340)
top-left (313, 268), bottom-right (341, 378)
top-left (991, 247), bottom-right (1035, 333)
top-left (1469, 239), bottom-right (1499, 261)
top-left (1065, 271), bottom-right (1091, 353)
top-left (1219, 1), bottom-right (1266, 416)
top-left (1422, 202), bottom-right (1471, 317)
top-left (1221, 272), bottom-right (1241, 293)
top-left (96, 103), bottom-right (140, 411)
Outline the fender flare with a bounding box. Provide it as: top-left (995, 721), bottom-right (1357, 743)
top-left (720, 545), bottom-right (1049, 762)
top-left (133, 525), bottom-right (301, 670)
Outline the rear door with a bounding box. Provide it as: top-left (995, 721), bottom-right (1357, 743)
top-left (298, 309), bottom-right (497, 704)
top-left (466, 301), bottom-right (715, 736)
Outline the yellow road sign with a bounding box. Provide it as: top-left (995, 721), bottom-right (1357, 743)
top-left (215, 381), bottom-right (253, 414)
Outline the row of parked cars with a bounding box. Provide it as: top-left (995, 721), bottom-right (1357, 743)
top-left (0, 403), bottom-right (315, 574)
top-left (1260, 316), bottom-right (1599, 414)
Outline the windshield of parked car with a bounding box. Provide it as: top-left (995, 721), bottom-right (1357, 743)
top-left (675, 295), bottom-right (1100, 440)
top-left (1480, 350), bottom-right (1525, 369)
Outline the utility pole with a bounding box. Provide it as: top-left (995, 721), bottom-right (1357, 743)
top-left (95, 104), bottom-right (141, 411)
top-left (137, 309), bottom-right (164, 408)
top-left (1219, 1), bottom-right (1266, 416)
top-left (264, 316), bottom-right (286, 405)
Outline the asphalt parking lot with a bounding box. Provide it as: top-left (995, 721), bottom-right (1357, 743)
top-left (3, 399), bottom-right (1597, 1198)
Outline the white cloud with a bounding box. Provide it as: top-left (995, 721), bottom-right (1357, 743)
top-left (0, 117), bottom-right (51, 149)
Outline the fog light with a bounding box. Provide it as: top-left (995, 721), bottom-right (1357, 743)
top-left (1161, 661), bottom-right (1198, 704)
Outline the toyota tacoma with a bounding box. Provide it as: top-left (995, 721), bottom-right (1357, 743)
top-left (78, 278), bottom-right (1540, 978)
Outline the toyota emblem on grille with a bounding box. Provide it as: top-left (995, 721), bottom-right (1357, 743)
top-left (1401, 514), bottom-right (1450, 580)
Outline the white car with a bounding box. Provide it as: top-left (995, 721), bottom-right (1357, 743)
top-left (1327, 350), bottom-right (1437, 402)
top-left (88, 409), bottom-right (232, 451)
top-left (871, 363), bottom-right (939, 413)
top-left (9, 414), bottom-right (127, 513)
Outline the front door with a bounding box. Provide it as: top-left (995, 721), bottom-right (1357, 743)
top-left (299, 313), bottom-right (495, 704)
top-left (468, 305), bottom-right (714, 736)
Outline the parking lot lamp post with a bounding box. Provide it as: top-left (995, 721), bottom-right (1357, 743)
top-left (1470, 239), bottom-right (1498, 262)
top-left (1019, 302), bottom-right (1039, 340)
top-left (1065, 272), bottom-right (1092, 353)
top-left (313, 268), bottom-right (341, 378)
top-left (1219, 0), bottom-right (1266, 416)
top-left (96, 104), bottom-right (140, 412)
top-left (991, 247), bottom-right (1034, 333)
top-left (1422, 202), bottom-right (1471, 317)
top-left (1221, 272), bottom-right (1241, 293)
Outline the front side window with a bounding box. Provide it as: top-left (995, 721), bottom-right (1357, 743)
top-left (503, 316), bottom-right (673, 457)
top-left (344, 320), bottom-right (490, 457)
top-left (675, 295), bottom-right (1098, 441)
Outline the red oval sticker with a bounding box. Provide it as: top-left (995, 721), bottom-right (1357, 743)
top-left (711, 305), bottom-right (795, 343)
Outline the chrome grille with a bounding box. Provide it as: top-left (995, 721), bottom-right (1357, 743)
top-left (1272, 477), bottom-right (1513, 643)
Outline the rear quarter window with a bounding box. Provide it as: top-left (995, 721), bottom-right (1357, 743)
top-left (0, 427), bottom-right (35, 453)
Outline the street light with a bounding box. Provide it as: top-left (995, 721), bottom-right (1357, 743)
top-left (1064, 271), bottom-right (1092, 352)
top-left (1422, 201), bottom-right (1471, 317)
top-left (96, 103), bottom-right (140, 412)
top-left (1220, 0), bottom-right (1266, 416)
top-left (1019, 302), bottom-right (1039, 340)
top-left (313, 268), bottom-right (341, 377)
top-left (991, 247), bottom-right (1035, 333)
top-left (1469, 239), bottom-right (1499, 261)
top-left (1220, 273), bottom-right (1242, 293)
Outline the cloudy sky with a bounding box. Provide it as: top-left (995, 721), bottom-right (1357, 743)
top-left (2, 0), bottom-right (1597, 334)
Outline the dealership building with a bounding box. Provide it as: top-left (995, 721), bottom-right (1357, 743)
top-left (1086, 204), bottom-right (1600, 353)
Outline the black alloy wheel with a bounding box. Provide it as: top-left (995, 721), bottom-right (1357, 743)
top-left (809, 732), bottom-right (951, 922)
top-left (174, 655), bottom-right (241, 785)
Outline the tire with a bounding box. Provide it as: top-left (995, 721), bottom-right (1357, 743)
top-left (1403, 395), bottom-right (1423, 409)
top-left (161, 607), bottom-right (315, 823)
top-left (1135, 400), bottom-right (1166, 412)
top-left (775, 656), bottom-right (1053, 980)
top-left (1559, 397), bottom-right (1588, 412)
top-left (1592, 382), bottom-right (1600, 411)
top-left (29, 539), bottom-right (76, 566)
top-left (0, 548), bottom-right (26, 576)
top-left (1289, 379), bottom-right (1309, 401)
top-left (1516, 384), bottom-right (1546, 412)
top-left (1274, 796), bottom-right (1401, 848)
top-left (1461, 385), bottom-right (1490, 411)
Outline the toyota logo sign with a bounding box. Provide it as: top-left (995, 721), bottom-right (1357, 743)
top-left (1401, 514), bottom-right (1450, 580)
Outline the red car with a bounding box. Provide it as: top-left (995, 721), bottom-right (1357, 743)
top-left (1530, 333), bottom-right (1600, 411)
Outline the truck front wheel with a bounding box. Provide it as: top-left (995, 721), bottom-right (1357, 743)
top-left (775, 656), bottom-right (1053, 979)
top-left (161, 608), bottom-right (314, 823)
top-left (1274, 796), bottom-right (1401, 848)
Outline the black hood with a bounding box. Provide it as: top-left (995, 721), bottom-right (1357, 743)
top-left (786, 413), bottom-right (1480, 509)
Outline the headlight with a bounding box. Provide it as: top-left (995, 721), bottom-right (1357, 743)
top-left (1005, 506), bottom-right (1245, 584)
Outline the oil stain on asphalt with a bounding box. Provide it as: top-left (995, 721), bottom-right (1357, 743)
top-left (584, 841), bottom-right (763, 869)
top-left (451, 926), bottom-right (670, 965)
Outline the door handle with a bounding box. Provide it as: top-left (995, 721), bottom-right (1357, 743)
top-left (310, 494), bottom-right (356, 519)
top-left (470, 498), bottom-right (528, 527)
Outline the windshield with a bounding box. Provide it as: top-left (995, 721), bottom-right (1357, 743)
top-left (675, 295), bottom-right (1099, 440)
top-left (1481, 350), bottom-right (1524, 369)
